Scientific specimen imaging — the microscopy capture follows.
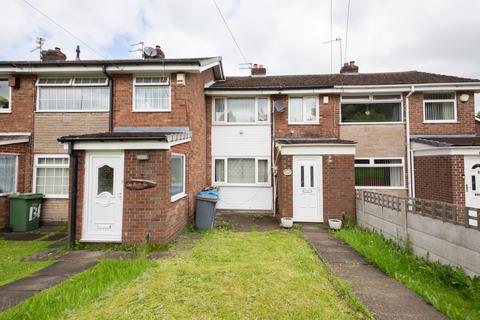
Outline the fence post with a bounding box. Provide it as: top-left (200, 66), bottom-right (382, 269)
top-left (401, 198), bottom-right (408, 243)
top-left (362, 190), bottom-right (366, 225)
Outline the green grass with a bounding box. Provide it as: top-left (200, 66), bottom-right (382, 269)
top-left (0, 259), bottom-right (153, 320)
top-left (63, 231), bottom-right (369, 319)
top-left (0, 240), bottom-right (56, 286)
top-left (334, 227), bottom-right (480, 320)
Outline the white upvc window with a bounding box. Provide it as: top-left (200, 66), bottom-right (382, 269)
top-left (213, 157), bottom-right (270, 186)
top-left (33, 155), bottom-right (70, 198)
top-left (423, 92), bottom-right (456, 123)
top-left (0, 79), bottom-right (12, 113)
top-left (354, 157), bottom-right (404, 189)
top-left (0, 154), bottom-right (18, 195)
top-left (133, 76), bottom-right (171, 112)
top-left (36, 77), bottom-right (109, 112)
top-left (288, 96), bottom-right (319, 124)
top-left (213, 97), bottom-right (269, 124)
top-left (171, 153), bottom-right (186, 201)
top-left (340, 94), bottom-right (403, 124)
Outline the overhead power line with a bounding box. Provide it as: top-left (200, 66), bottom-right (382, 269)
top-left (22, 0), bottom-right (107, 59)
top-left (344, 0), bottom-right (351, 62)
top-left (212, 0), bottom-right (248, 63)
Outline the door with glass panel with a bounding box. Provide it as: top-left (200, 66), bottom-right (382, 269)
top-left (293, 157), bottom-right (323, 222)
top-left (464, 157), bottom-right (480, 227)
top-left (83, 151), bottom-right (124, 242)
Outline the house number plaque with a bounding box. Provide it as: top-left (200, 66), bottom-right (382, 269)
top-left (283, 169), bottom-right (292, 176)
top-left (125, 179), bottom-right (157, 190)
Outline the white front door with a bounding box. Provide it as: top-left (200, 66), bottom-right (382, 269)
top-left (83, 151), bottom-right (124, 242)
top-left (293, 156), bottom-right (323, 222)
top-left (464, 156), bottom-right (480, 226)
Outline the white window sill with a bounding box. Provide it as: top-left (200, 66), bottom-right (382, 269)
top-left (42, 195), bottom-right (69, 199)
top-left (171, 192), bottom-right (187, 202)
top-left (288, 121), bottom-right (320, 125)
top-left (0, 110), bottom-right (12, 114)
top-left (213, 183), bottom-right (271, 187)
top-left (422, 120), bottom-right (457, 124)
top-left (212, 122), bottom-right (270, 126)
top-left (132, 109), bottom-right (171, 113)
top-left (35, 110), bottom-right (109, 113)
top-left (0, 192), bottom-right (15, 197)
top-left (355, 186), bottom-right (407, 190)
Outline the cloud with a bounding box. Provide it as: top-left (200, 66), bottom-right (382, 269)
top-left (1, 0), bottom-right (479, 106)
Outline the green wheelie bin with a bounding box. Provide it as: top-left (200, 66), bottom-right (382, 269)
top-left (8, 193), bottom-right (44, 232)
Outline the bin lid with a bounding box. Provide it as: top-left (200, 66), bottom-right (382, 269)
top-left (196, 190), bottom-right (218, 198)
top-left (8, 193), bottom-right (44, 200)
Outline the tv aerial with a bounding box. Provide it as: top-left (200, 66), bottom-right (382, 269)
top-left (129, 41), bottom-right (144, 58)
top-left (31, 37), bottom-right (45, 59)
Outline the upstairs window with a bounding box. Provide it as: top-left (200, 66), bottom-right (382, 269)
top-left (36, 77), bottom-right (109, 112)
top-left (0, 80), bottom-right (11, 112)
top-left (213, 97), bottom-right (269, 124)
top-left (341, 94), bottom-right (402, 123)
top-left (423, 92), bottom-right (456, 122)
top-left (355, 158), bottom-right (404, 188)
top-left (133, 77), bottom-right (170, 112)
top-left (288, 96), bottom-right (319, 124)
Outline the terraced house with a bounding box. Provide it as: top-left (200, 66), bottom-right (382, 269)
top-left (1, 49), bottom-right (479, 243)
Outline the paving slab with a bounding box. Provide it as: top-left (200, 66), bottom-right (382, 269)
top-left (0, 250), bottom-right (103, 312)
top-left (302, 227), bottom-right (447, 320)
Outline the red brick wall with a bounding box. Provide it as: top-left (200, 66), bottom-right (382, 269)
top-left (274, 94), bottom-right (339, 138)
top-left (277, 154), bottom-right (355, 222)
top-left (408, 91), bottom-right (475, 135)
top-left (0, 141), bottom-right (32, 229)
top-left (476, 120), bottom-right (480, 136)
top-left (414, 155), bottom-right (465, 205)
top-left (0, 75), bottom-right (36, 133)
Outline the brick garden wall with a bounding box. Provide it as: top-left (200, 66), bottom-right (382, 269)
top-left (277, 154), bottom-right (355, 222)
top-left (414, 155), bottom-right (465, 206)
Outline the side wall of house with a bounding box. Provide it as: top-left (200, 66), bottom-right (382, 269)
top-left (414, 155), bottom-right (465, 206)
top-left (0, 142), bottom-right (31, 229)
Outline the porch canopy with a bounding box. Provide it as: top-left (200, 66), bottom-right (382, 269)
top-left (58, 127), bottom-right (191, 150)
top-left (411, 136), bottom-right (480, 156)
top-left (275, 137), bottom-right (356, 155)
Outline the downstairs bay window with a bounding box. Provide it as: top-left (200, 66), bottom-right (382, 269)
top-left (341, 94), bottom-right (402, 123)
top-left (0, 154), bottom-right (17, 195)
top-left (355, 158), bottom-right (404, 188)
top-left (213, 158), bottom-right (270, 185)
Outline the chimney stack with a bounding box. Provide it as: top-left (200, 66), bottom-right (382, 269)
top-left (251, 63), bottom-right (266, 76)
top-left (41, 47), bottom-right (67, 61)
top-left (340, 60), bottom-right (359, 74)
top-left (155, 45), bottom-right (165, 59)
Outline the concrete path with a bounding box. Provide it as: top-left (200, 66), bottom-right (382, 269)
top-left (0, 251), bottom-right (107, 312)
top-left (302, 225), bottom-right (447, 320)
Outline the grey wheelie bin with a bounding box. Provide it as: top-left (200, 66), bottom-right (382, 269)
top-left (195, 190), bottom-right (219, 231)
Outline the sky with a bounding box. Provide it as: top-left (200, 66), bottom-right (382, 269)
top-left (1, 0), bottom-right (479, 107)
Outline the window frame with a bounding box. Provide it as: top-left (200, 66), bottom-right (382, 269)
top-left (33, 154), bottom-right (70, 198)
top-left (422, 92), bottom-right (457, 123)
top-left (132, 76), bottom-right (171, 113)
top-left (354, 157), bottom-right (405, 189)
top-left (340, 94), bottom-right (403, 125)
top-left (212, 157), bottom-right (271, 186)
top-left (212, 97), bottom-right (270, 125)
top-left (0, 79), bottom-right (12, 113)
top-left (0, 153), bottom-right (18, 196)
top-left (170, 153), bottom-right (186, 202)
top-left (288, 96), bottom-right (320, 125)
top-left (35, 77), bottom-right (110, 113)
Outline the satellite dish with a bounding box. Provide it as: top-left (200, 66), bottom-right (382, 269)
top-left (274, 101), bottom-right (286, 112)
top-left (143, 47), bottom-right (157, 58)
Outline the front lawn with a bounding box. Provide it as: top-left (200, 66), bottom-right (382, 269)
top-left (334, 227), bottom-right (480, 320)
top-left (65, 231), bottom-right (368, 319)
top-left (0, 240), bottom-right (55, 286)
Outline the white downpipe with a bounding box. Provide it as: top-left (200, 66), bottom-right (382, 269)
top-left (406, 85), bottom-right (415, 197)
top-left (272, 100), bottom-right (277, 216)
